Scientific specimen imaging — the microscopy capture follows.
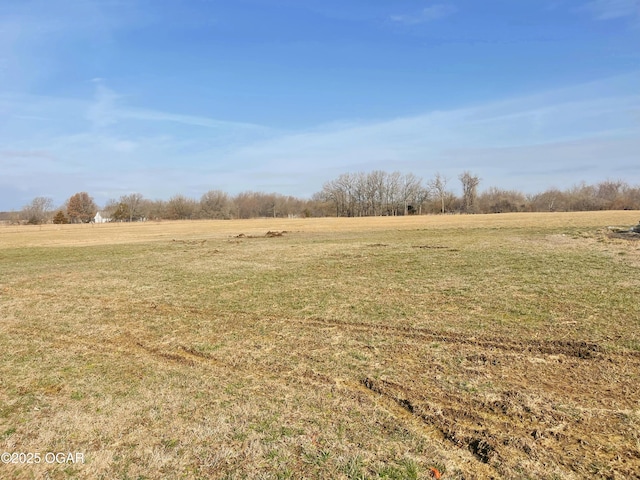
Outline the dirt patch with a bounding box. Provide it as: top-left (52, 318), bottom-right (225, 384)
top-left (607, 231), bottom-right (640, 241)
top-left (171, 239), bottom-right (207, 245)
top-left (362, 377), bottom-right (500, 465)
top-left (135, 341), bottom-right (197, 366)
top-left (360, 371), bottom-right (640, 478)
top-left (265, 230), bottom-right (287, 237)
top-left (607, 224), bottom-right (640, 241)
top-left (413, 245), bottom-right (460, 252)
top-left (234, 230), bottom-right (288, 238)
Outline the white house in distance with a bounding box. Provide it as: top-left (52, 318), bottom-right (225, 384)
top-left (94, 212), bottom-right (109, 223)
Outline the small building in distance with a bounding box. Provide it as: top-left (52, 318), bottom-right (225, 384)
top-left (94, 212), bottom-right (110, 223)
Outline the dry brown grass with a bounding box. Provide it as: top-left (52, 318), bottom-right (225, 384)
top-left (1, 212), bottom-right (639, 479)
top-left (1, 210), bottom-right (637, 248)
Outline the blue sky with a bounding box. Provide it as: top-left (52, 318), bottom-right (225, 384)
top-left (1, 0), bottom-right (639, 210)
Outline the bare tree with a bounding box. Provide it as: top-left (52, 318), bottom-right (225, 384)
top-left (146, 199), bottom-right (168, 220)
top-left (596, 180), bottom-right (624, 206)
top-left (477, 187), bottom-right (527, 213)
top-left (273, 194), bottom-right (305, 218)
top-left (529, 188), bottom-right (567, 212)
top-left (167, 195), bottom-right (197, 220)
top-left (400, 173), bottom-right (423, 215)
top-left (200, 190), bottom-right (232, 219)
top-left (111, 202), bottom-right (130, 222)
top-left (121, 193), bottom-right (145, 222)
top-left (102, 198), bottom-right (119, 219)
top-left (566, 182), bottom-right (600, 211)
top-left (364, 171), bottom-right (381, 216)
top-left (232, 191), bottom-right (268, 218)
top-left (22, 196), bottom-right (53, 224)
top-left (459, 171), bottom-right (480, 213)
top-left (321, 173), bottom-right (357, 217)
top-left (385, 171), bottom-right (401, 215)
top-left (428, 173), bottom-right (449, 214)
top-left (320, 170), bottom-right (430, 216)
top-left (617, 183), bottom-right (640, 210)
top-left (310, 191), bottom-right (334, 217)
top-left (352, 172), bottom-right (367, 217)
top-left (412, 185), bottom-right (430, 215)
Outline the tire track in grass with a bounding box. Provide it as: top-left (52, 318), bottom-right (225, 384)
top-left (359, 376), bottom-right (640, 478)
top-left (10, 317), bottom-right (640, 478)
top-left (301, 316), bottom-right (640, 359)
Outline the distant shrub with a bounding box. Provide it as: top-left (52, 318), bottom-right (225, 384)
top-left (52, 210), bottom-right (69, 224)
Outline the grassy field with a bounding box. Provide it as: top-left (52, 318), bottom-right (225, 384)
top-left (1, 212), bottom-right (639, 479)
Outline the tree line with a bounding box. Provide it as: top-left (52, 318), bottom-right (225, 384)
top-left (11, 171), bottom-right (640, 224)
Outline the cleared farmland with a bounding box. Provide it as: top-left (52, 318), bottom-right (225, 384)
top-left (1, 212), bottom-right (639, 479)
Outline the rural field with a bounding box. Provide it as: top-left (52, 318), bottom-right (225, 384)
top-left (1, 212), bottom-right (639, 479)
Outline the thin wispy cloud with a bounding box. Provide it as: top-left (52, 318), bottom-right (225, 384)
top-left (0, 150), bottom-right (54, 160)
top-left (391, 4), bottom-right (458, 24)
top-left (120, 109), bottom-right (269, 132)
top-left (1, 73), bottom-right (638, 209)
top-left (87, 79), bottom-right (121, 129)
top-left (581, 0), bottom-right (639, 20)
top-left (215, 73), bottom-right (640, 193)
top-left (85, 80), bottom-right (269, 133)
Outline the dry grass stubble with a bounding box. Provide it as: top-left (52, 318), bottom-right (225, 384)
top-left (1, 212), bottom-right (639, 479)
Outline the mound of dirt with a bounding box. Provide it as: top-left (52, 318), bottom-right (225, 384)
top-left (233, 231), bottom-right (288, 239)
top-left (607, 231), bottom-right (640, 241)
top-left (265, 230), bottom-right (287, 237)
top-left (172, 239), bottom-right (207, 245)
top-left (607, 222), bottom-right (640, 240)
